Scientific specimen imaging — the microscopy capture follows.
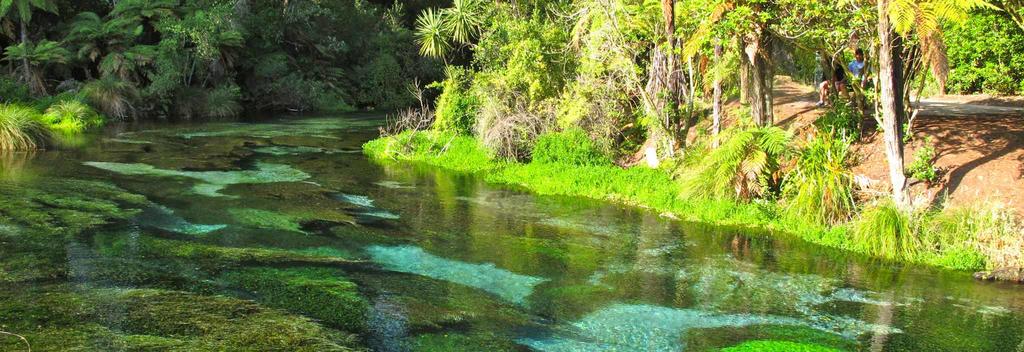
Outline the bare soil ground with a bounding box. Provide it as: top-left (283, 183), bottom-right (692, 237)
top-left (768, 77), bottom-right (1024, 214)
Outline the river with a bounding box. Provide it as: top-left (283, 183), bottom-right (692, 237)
top-left (1, 114), bottom-right (1022, 351)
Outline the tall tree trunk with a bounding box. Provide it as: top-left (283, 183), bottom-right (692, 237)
top-left (19, 20), bottom-right (32, 93)
top-left (712, 43), bottom-right (723, 148)
top-left (739, 44), bottom-right (750, 104)
top-left (877, 0), bottom-right (909, 206)
top-left (744, 28), bottom-right (773, 127)
top-left (642, 0), bottom-right (681, 167)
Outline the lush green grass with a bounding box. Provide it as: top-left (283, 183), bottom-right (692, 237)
top-left (0, 103), bottom-right (50, 150)
top-left (719, 340), bottom-right (844, 352)
top-left (363, 131), bottom-right (1012, 271)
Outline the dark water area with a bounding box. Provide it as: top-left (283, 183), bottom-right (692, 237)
top-left (0, 114), bottom-right (1022, 351)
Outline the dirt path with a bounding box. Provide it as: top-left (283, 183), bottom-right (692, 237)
top-left (768, 78), bottom-right (1024, 213)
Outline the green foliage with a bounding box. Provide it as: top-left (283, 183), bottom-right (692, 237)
top-left (531, 128), bottom-right (610, 166)
top-left (719, 340), bottom-right (843, 352)
top-left (0, 77), bottom-right (31, 103)
top-left (42, 99), bottom-right (103, 134)
top-left (0, 103), bottom-right (48, 150)
top-left (852, 201), bottom-right (920, 261)
top-left (222, 267), bottom-right (368, 332)
top-left (907, 138), bottom-right (938, 182)
top-left (945, 10), bottom-right (1024, 94)
top-left (416, 8), bottom-right (452, 59)
top-left (784, 134), bottom-right (856, 225)
top-left (432, 66), bottom-right (478, 135)
top-left (681, 126), bottom-right (792, 201)
top-left (3, 40), bottom-right (68, 67)
top-left (813, 101), bottom-right (861, 140)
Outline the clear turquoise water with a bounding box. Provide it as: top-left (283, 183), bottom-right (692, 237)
top-left (1, 114), bottom-right (1022, 351)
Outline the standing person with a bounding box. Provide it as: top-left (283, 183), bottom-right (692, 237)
top-left (848, 48), bottom-right (869, 89)
top-left (817, 60), bottom-right (848, 107)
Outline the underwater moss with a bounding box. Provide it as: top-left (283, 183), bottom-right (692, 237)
top-left (229, 208), bottom-right (304, 233)
top-left (138, 205), bottom-right (227, 235)
top-left (222, 267), bottom-right (368, 332)
top-left (719, 340), bottom-right (844, 352)
top-left (83, 161), bottom-right (310, 197)
top-left (0, 285), bottom-right (361, 351)
top-left (92, 231), bottom-right (361, 271)
top-left (0, 179), bottom-right (146, 236)
top-left (409, 332), bottom-right (522, 352)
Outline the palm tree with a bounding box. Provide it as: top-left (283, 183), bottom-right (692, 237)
top-left (0, 0), bottom-right (58, 94)
top-left (875, 0), bottom-right (993, 206)
top-left (414, 0), bottom-right (486, 61)
top-left (66, 12), bottom-right (144, 80)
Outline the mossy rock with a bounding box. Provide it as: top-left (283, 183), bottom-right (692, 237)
top-left (222, 267), bottom-right (368, 332)
top-left (719, 340), bottom-right (845, 352)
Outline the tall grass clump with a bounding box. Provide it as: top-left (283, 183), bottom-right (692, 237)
top-left (927, 202), bottom-right (1022, 269)
top-left (82, 77), bottom-right (137, 120)
top-left (0, 104), bottom-right (49, 151)
top-left (852, 201), bottom-right (920, 260)
top-left (681, 126), bottom-right (791, 201)
top-left (784, 133), bottom-right (856, 225)
top-left (531, 128), bottom-right (609, 166)
top-left (42, 99), bottom-right (104, 134)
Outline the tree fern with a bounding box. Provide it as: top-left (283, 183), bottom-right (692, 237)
top-left (681, 126), bottom-right (792, 201)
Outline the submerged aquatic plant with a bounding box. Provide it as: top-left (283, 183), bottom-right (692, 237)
top-left (83, 161), bottom-right (310, 197)
top-left (0, 104), bottom-right (49, 150)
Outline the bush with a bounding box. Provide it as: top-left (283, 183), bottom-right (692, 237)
top-left (0, 78), bottom-right (31, 104)
top-left (531, 128), bottom-right (609, 166)
top-left (432, 66), bottom-right (478, 135)
top-left (0, 104), bottom-right (49, 150)
top-left (945, 10), bottom-right (1024, 95)
top-left (681, 126), bottom-right (791, 201)
top-left (784, 133), bottom-right (855, 225)
top-left (42, 99), bottom-right (104, 134)
top-left (852, 201), bottom-right (920, 260)
top-left (907, 138), bottom-right (938, 182)
top-left (813, 101), bottom-right (861, 139)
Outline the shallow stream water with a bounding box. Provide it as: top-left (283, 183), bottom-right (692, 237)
top-left (1, 114), bottom-right (1023, 351)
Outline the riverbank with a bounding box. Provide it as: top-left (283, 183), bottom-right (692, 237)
top-left (364, 130), bottom-right (1021, 272)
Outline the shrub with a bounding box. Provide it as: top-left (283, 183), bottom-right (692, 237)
top-left (432, 66), bottom-right (479, 135)
top-left (813, 101), bottom-right (861, 139)
top-left (927, 202), bottom-right (1022, 269)
top-left (784, 133), bottom-right (856, 225)
top-left (0, 104), bottom-right (49, 150)
top-left (945, 10), bottom-right (1024, 95)
top-left (852, 201), bottom-right (920, 260)
top-left (82, 77), bottom-right (138, 120)
top-left (42, 99), bottom-right (104, 134)
top-left (681, 126), bottom-right (791, 201)
top-left (907, 138), bottom-right (938, 182)
top-left (531, 128), bottom-right (609, 166)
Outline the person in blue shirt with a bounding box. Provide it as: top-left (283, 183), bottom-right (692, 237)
top-left (848, 48), bottom-right (869, 88)
top-left (816, 48), bottom-right (868, 107)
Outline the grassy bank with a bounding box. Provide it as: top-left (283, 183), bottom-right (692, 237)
top-left (364, 130), bottom-right (1020, 272)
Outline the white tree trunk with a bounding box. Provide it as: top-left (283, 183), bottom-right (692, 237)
top-left (877, 0), bottom-right (909, 206)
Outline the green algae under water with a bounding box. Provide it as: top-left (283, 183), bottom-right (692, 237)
top-left (1, 115), bottom-right (1023, 351)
